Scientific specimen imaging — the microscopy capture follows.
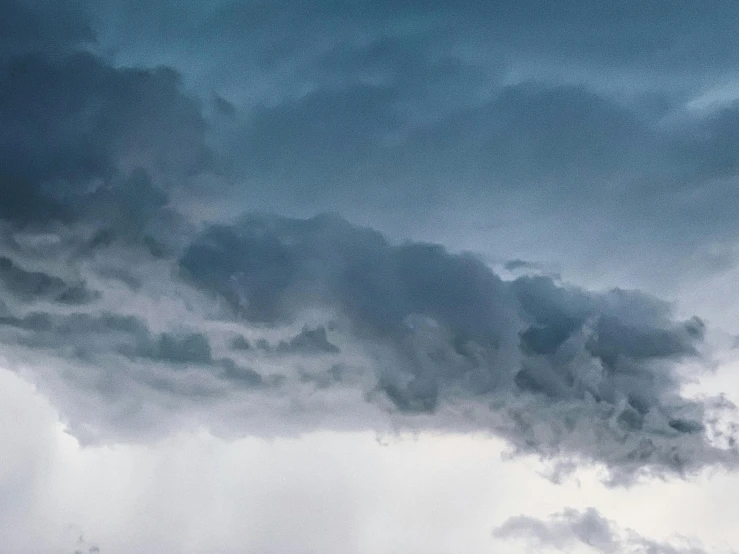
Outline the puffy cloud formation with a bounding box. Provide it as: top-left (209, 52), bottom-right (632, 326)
top-left (494, 507), bottom-right (729, 553)
top-left (0, 210), bottom-right (733, 484)
top-left (177, 213), bottom-right (735, 483)
top-left (2, 0), bottom-right (739, 489)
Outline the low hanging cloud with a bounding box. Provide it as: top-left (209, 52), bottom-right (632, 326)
top-left (0, 211), bottom-right (735, 484)
top-left (2, 0), bottom-right (739, 487)
top-left (175, 213), bottom-right (737, 483)
top-left (494, 507), bottom-right (730, 553)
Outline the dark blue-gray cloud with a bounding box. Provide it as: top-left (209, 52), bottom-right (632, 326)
top-left (177, 213), bottom-right (734, 483)
top-left (2, 0), bottom-right (739, 485)
top-left (220, 76), bottom-right (739, 255)
top-left (0, 207), bottom-right (734, 482)
top-left (0, 0), bottom-right (210, 233)
top-left (93, 0), bottom-right (739, 81)
top-left (0, 0), bottom-right (94, 61)
top-left (75, 0), bottom-right (739, 295)
top-left (0, 256), bottom-right (99, 305)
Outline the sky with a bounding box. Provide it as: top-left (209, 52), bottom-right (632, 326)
top-left (2, 0), bottom-right (739, 552)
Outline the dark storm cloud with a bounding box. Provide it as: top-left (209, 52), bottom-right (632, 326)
top-left (214, 74), bottom-right (739, 286)
top-left (126, 331), bottom-right (213, 364)
top-left (676, 101), bottom-right (739, 181)
top-left (182, 214), bottom-right (696, 361)
top-left (494, 507), bottom-right (720, 553)
top-left (276, 326), bottom-right (341, 355)
top-left (232, 64), bottom-right (632, 208)
top-left (229, 74), bottom-right (721, 211)
top-left (0, 206), bottom-right (729, 480)
top-left (82, 0), bottom-right (739, 286)
top-left (237, 83), bottom-right (400, 178)
top-left (0, 0), bottom-right (210, 231)
top-left (0, 0), bottom-right (93, 60)
top-left (0, 256), bottom-right (99, 305)
top-left (179, 213), bottom-right (736, 482)
top-left (0, 310), bottom-right (153, 355)
top-left (0, 53), bottom-right (206, 226)
top-left (0, 307), bottom-right (267, 414)
top-left (94, 0), bottom-right (739, 78)
top-left (504, 260), bottom-right (543, 272)
top-left (85, 1), bottom-right (739, 191)
top-left (3, 0), bottom-right (739, 482)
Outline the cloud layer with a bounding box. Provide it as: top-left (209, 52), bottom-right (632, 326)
top-left (2, 0), bottom-right (739, 489)
top-left (0, 210), bottom-right (734, 484)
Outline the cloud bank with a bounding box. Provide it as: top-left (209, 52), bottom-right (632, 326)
top-left (0, 210), bottom-right (735, 484)
top-left (2, 0), bottom-right (739, 488)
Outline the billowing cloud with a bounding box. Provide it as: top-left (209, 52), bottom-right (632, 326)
top-left (176, 213), bottom-right (737, 483)
top-left (91, 0), bottom-right (738, 299)
top-left (0, 209), bottom-right (732, 483)
top-left (0, 0), bottom-right (210, 234)
top-left (2, 0), bottom-right (739, 494)
top-left (7, 1), bottom-right (739, 553)
top-left (494, 507), bottom-right (729, 553)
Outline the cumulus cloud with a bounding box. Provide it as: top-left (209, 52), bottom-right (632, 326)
top-left (494, 507), bottom-right (730, 553)
top-left (176, 213), bottom-right (738, 483)
top-left (2, 0), bottom-right (739, 488)
top-left (0, 207), bottom-right (732, 482)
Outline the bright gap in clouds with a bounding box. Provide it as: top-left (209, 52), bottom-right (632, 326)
top-left (3, 364), bottom-right (739, 554)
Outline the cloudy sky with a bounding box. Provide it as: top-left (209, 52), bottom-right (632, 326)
top-left (2, 0), bottom-right (739, 552)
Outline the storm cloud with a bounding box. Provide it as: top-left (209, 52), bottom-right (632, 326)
top-left (176, 213), bottom-right (736, 483)
top-left (2, 0), bottom-right (739, 490)
top-left (93, 0), bottom-right (739, 298)
top-left (0, 208), bottom-right (733, 482)
top-left (0, 0), bottom-right (209, 234)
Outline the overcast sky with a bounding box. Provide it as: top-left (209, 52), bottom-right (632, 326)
top-left (3, 1), bottom-right (739, 552)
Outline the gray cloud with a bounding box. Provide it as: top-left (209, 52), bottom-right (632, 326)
top-left (0, 0), bottom-right (94, 62)
top-left (504, 259), bottom-right (544, 272)
top-left (0, 210), bottom-right (731, 481)
top-left (225, 77), bottom-right (739, 242)
top-left (276, 326), bottom-right (341, 355)
top-left (494, 507), bottom-right (728, 553)
top-left (93, 0), bottom-right (739, 85)
top-left (178, 213), bottom-right (733, 482)
top-left (0, 309), bottom-right (264, 385)
top-left (0, 0), bottom-right (210, 233)
top-left (64, 0), bottom-right (739, 301)
top-left (2, 0), bottom-right (739, 486)
top-left (175, 69), bottom-right (739, 298)
top-left (0, 256), bottom-right (99, 305)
